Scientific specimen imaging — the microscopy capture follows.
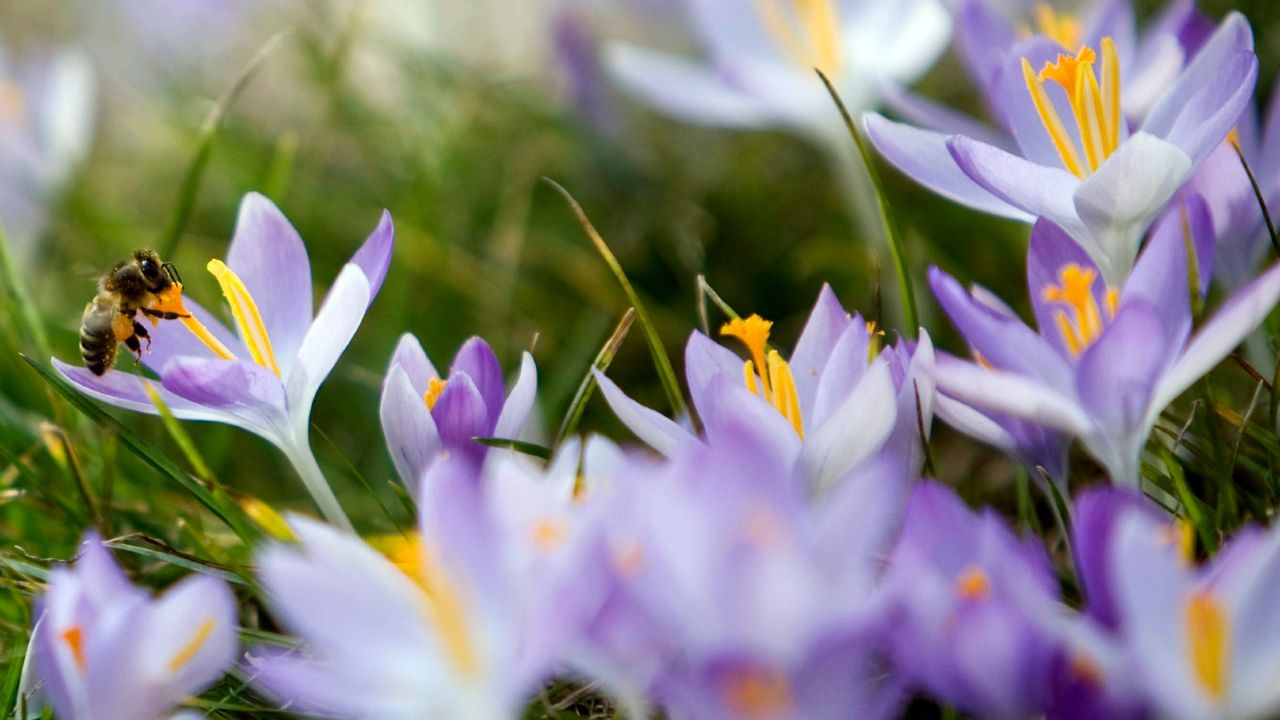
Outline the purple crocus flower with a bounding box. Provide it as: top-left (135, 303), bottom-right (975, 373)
top-left (53, 193), bottom-right (394, 529)
top-left (30, 532), bottom-right (237, 720)
top-left (379, 333), bottom-right (537, 493)
top-left (930, 199), bottom-right (1280, 487)
top-left (868, 12), bottom-right (1256, 284)
top-left (244, 439), bottom-right (616, 719)
top-left (876, 481), bottom-right (1063, 720)
top-left (597, 285), bottom-right (933, 494)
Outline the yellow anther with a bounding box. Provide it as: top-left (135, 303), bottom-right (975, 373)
top-left (867, 320), bottom-right (886, 361)
top-left (152, 282), bottom-right (237, 361)
top-left (1186, 590), bottom-right (1230, 701)
top-left (424, 377), bottom-right (448, 411)
top-left (724, 666), bottom-right (793, 719)
top-left (531, 517), bottom-right (570, 552)
top-left (956, 565), bottom-right (992, 599)
top-left (168, 618), bottom-right (216, 672)
top-left (724, 315), bottom-right (804, 437)
top-left (1023, 38), bottom-right (1123, 177)
top-left (207, 259), bottom-right (280, 376)
top-left (239, 496), bottom-right (296, 541)
top-left (1034, 3), bottom-right (1083, 51)
top-left (766, 351), bottom-right (804, 438)
top-left (61, 626), bottom-right (86, 671)
top-left (973, 349), bottom-right (995, 370)
top-left (755, 0), bottom-right (844, 77)
top-left (723, 315), bottom-right (773, 388)
top-left (1043, 264), bottom-right (1112, 356)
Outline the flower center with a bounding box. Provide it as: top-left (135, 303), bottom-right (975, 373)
top-left (723, 666), bottom-right (793, 719)
top-left (423, 377), bottom-right (448, 410)
top-left (206, 259), bottom-right (280, 375)
top-left (168, 618), bottom-right (217, 672)
top-left (150, 280), bottom-right (237, 362)
top-left (1185, 590), bottom-right (1230, 701)
top-left (1033, 3), bottom-right (1083, 50)
top-left (1042, 263), bottom-right (1117, 356)
top-left (379, 532), bottom-right (481, 679)
top-left (756, 0), bottom-right (844, 77)
top-left (955, 565), bottom-right (992, 600)
top-left (721, 315), bottom-right (804, 438)
top-left (61, 625), bottom-right (86, 671)
top-left (531, 517), bottom-right (570, 552)
top-left (1022, 38), bottom-right (1122, 178)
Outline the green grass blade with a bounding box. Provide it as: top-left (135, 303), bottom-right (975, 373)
top-left (21, 355), bottom-right (260, 544)
top-left (0, 222), bottom-right (50, 360)
top-left (556, 308), bottom-right (635, 446)
top-left (474, 436), bottom-right (553, 460)
top-left (545, 178), bottom-right (688, 418)
top-left (815, 69), bottom-right (919, 337)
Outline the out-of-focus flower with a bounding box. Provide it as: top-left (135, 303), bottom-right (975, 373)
top-left (580, 422), bottom-right (908, 720)
top-left (379, 334), bottom-right (537, 493)
top-left (868, 12), bottom-right (1256, 284)
top-left (53, 193), bottom-right (394, 529)
top-left (877, 481), bottom-right (1062, 720)
top-left (245, 438), bottom-right (617, 720)
top-left (0, 36), bottom-right (94, 262)
top-left (31, 532), bottom-right (237, 720)
top-left (596, 285), bottom-right (933, 493)
top-left (930, 203), bottom-right (1280, 487)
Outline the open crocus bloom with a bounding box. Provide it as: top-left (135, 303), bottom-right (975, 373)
top-left (53, 193), bottom-right (393, 527)
top-left (596, 284), bottom-right (933, 494)
top-left (31, 532), bottom-right (236, 720)
top-left (867, 11), bottom-right (1256, 285)
top-left (605, 0), bottom-right (951, 140)
top-left (245, 439), bottom-right (618, 720)
top-left (379, 333), bottom-right (537, 494)
top-left (930, 201), bottom-right (1280, 487)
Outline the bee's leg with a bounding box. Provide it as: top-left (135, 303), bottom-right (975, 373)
top-left (140, 307), bottom-right (189, 320)
top-left (132, 320), bottom-right (152, 352)
top-left (123, 334), bottom-right (143, 363)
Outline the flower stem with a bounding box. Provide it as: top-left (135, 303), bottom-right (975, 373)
top-left (282, 441), bottom-right (354, 533)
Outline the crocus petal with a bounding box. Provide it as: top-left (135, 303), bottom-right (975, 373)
top-left (493, 352), bottom-right (537, 440)
top-left (449, 337), bottom-right (505, 431)
top-left (789, 284), bottom-right (853, 416)
top-left (140, 295), bottom-right (243, 373)
top-left (697, 374), bottom-right (802, 475)
top-left (1151, 261), bottom-right (1280, 420)
top-left (865, 114), bottom-right (1031, 221)
top-left (160, 357), bottom-right (289, 444)
top-left (380, 364), bottom-right (441, 493)
top-left (430, 372), bottom-right (491, 459)
top-left (950, 0), bottom-right (1016, 99)
top-left (141, 574), bottom-right (237, 697)
top-left (223, 193), bottom-right (313, 375)
top-left (1121, 195), bottom-right (1208, 341)
top-left (388, 333), bottom-right (439, 392)
top-left (799, 357), bottom-right (897, 493)
top-left (1224, 532), bottom-right (1280, 714)
top-left (593, 370), bottom-right (695, 457)
top-left (1071, 486), bottom-right (1167, 630)
top-left (1025, 219), bottom-right (1105, 359)
top-left (283, 264), bottom-right (371, 438)
top-left (879, 82), bottom-right (1010, 149)
top-left (606, 43), bottom-right (777, 128)
top-left (947, 135), bottom-right (1087, 242)
top-left (1073, 132), bottom-right (1192, 282)
top-left (996, 37), bottom-right (1088, 168)
top-left (931, 356), bottom-right (1092, 437)
top-left (810, 322), bottom-right (871, 429)
top-left (348, 209), bottom-right (394, 304)
top-left (683, 330), bottom-right (747, 417)
top-left (933, 392), bottom-right (1017, 454)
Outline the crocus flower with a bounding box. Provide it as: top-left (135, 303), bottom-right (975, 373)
top-left (595, 284), bottom-right (933, 493)
top-left (867, 11), bottom-right (1256, 284)
top-left (930, 201), bottom-right (1280, 487)
top-left (244, 438), bottom-right (617, 719)
top-left (0, 36), bottom-right (94, 263)
top-left (53, 193), bottom-right (394, 529)
top-left (379, 333), bottom-right (537, 493)
top-left (876, 481), bottom-right (1063, 720)
top-left (31, 532), bottom-right (237, 720)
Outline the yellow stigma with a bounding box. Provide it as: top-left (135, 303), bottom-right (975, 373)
top-left (1042, 264), bottom-right (1114, 356)
top-left (424, 377), bottom-right (448, 410)
top-left (531, 517), bottom-right (570, 552)
top-left (755, 0), bottom-right (844, 77)
top-left (61, 625), bottom-right (86, 671)
top-left (1185, 590), bottom-right (1230, 701)
top-left (723, 666), bottom-right (793, 719)
top-left (207, 259), bottom-right (280, 375)
top-left (955, 565), bottom-right (992, 599)
top-left (1034, 3), bottom-right (1083, 50)
top-left (722, 315), bottom-right (804, 438)
top-left (1022, 37), bottom-right (1122, 178)
top-left (168, 618), bottom-right (216, 672)
top-left (151, 282), bottom-right (237, 361)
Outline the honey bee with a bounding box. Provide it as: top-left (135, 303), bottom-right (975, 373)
top-left (79, 250), bottom-right (188, 375)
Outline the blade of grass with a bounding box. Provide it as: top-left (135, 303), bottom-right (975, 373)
top-left (556, 308), bottom-right (636, 445)
top-left (160, 30), bottom-right (290, 257)
top-left (1230, 137), bottom-right (1280, 258)
top-left (104, 536), bottom-right (249, 586)
top-left (0, 222), bottom-right (50, 361)
top-left (816, 69), bottom-right (918, 336)
top-left (545, 178), bottom-right (688, 419)
top-left (473, 437), bottom-right (553, 460)
top-left (21, 355), bottom-right (259, 544)
top-left (1161, 447), bottom-right (1216, 554)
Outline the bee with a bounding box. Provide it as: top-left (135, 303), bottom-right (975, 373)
top-left (79, 249), bottom-right (188, 375)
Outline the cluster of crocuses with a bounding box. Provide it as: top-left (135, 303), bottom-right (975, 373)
top-left (23, 1), bottom-right (1280, 719)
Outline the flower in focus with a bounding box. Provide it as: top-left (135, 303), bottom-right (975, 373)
top-left (596, 285), bottom-right (934, 493)
top-left (876, 481), bottom-right (1063, 720)
top-left (0, 35), bottom-right (94, 263)
top-left (379, 333), bottom-right (537, 493)
top-left (244, 438), bottom-right (618, 719)
top-left (53, 192), bottom-right (394, 528)
top-left (867, 12), bottom-right (1256, 284)
top-left (31, 532), bottom-right (237, 720)
top-left (930, 202), bottom-right (1280, 487)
